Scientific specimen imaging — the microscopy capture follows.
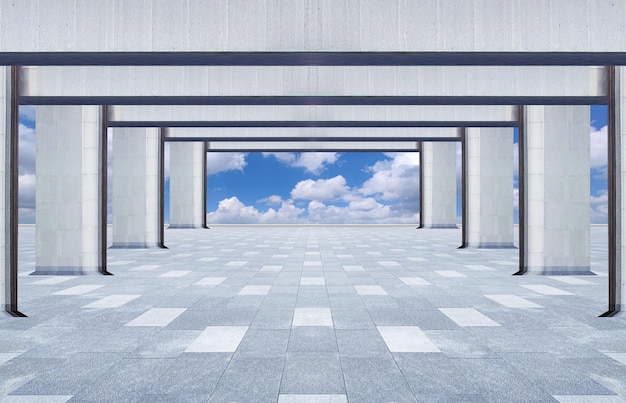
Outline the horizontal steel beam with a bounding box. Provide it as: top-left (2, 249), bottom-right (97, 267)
top-left (163, 127), bottom-right (461, 142)
top-left (108, 105), bottom-right (518, 127)
top-left (205, 141), bottom-right (421, 152)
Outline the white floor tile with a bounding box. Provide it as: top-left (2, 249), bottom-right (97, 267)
top-left (399, 277), bottom-right (432, 286)
top-left (260, 265), bottom-right (282, 272)
top-left (238, 285), bottom-right (272, 295)
top-left (194, 276), bottom-right (227, 286)
top-left (354, 285), bottom-right (388, 295)
top-left (408, 257), bottom-right (428, 262)
top-left (158, 271), bottom-right (191, 278)
top-left (31, 277), bottom-right (76, 285)
top-left (185, 326), bottom-right (248, 352)
top-left (52, 284), bottom-right (104, 296)
top-left (0, 352), bottom-right (22, 365)
top-left (435, 270), bottom-right (467, 278)
top-left (278, 395), bottom-right (348, 403)
top-left (125, 308), bottom-right (187, 327)
top-left (602, 352), bottom-right (626, 365)
top-left (377, 326), bottom-right (440, 352)
top-left (197, 257), bottom-right (217, 262)
top-left (521, 284), bottom-right (574, 295)
top-left (304, 261), bottom-right (322, 266)
top-left (343, 265), bottom-right (365, 272)
top-left (465, 264), bottom-right (495, 271)
top-left (107, 260), bottom-right (135, 266)
top-left (225, 261), bottom-right (247, 267)
top-left (548, 277), bottom-right (595, 285)
top-left (300, 277), bottom-right (326, 286)
top-left (292, 308), bottom-right (333, 326)
top-left (82, 295), bottom-right (140, 309)
top-left (485, 294), bottom-right (542, 309)
top-left (491, 260), bottom-right (517, 266)
top-left (378, 261), bottom-right (400, 267)
top-left (439, 308), bottom-right (500, 327)
top-left (552, 396), bottom-right (626, 403)
top-left (130, 264), bottom-right (160, 271)
top-left (0, 396), bottom-right (74, 403)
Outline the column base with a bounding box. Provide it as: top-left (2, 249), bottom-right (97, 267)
top-left (31, 266), bottom-right (106, 275)
top-left (167, 224), bottom-right (205, 229)
top-left (109, 242), bottom-right (163, 249)
top-left (523, 266), bottom-right (595, 275)
top-left (464, 242), bottom-right (517, 249)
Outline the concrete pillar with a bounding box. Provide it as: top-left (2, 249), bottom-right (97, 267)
top-left (34, 105), bottom-right (105, 274)
top-left (419, 142), bottom-right (457, 228)
top-left (522, 105), bottom-right (591, 275)
top-left (168, 141), bottom-right (206, 228)
top-left (463, 128), bottom-right (514, 248)
top-left (111, 128), bottom-right (163, 248)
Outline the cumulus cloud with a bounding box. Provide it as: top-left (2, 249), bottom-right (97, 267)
top-left (590, 125), bottom-right (607, 170)
top-left (207, 152), bottom-right (248, 175)
top-left (291, 175), bottom-right (350, 201)
top-left (206, 196), bottom-right (304, 224)
top-left (18, 173), bottom-right (36, 223)
top-left (359, 152), bottom-right (419, 201)
top-left (263, 152), bottom-right (340, 175)
top-left (306, 198), bottom-right (419, 224)
top-left (258, 195), bottom-right (283, 205)
top-left (590, 189), bottom-right (608, 224)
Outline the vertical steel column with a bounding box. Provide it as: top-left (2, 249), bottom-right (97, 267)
top-left (418, 141), bottom-right (424, 229)
top-left (99, 105), bottom-right (112, 275)
top-left (459, 129), bottom-right (468, 248)
top-left (158, 127), bottom-right (167, 248)
top-left (514, 105), bottom-right (527, 275)
top-left (8, 67), bottom-right (24, 316)
top-left (601, 65), bottom-right (618, 316)
top-left (202, 141), bottom-right (209, 229)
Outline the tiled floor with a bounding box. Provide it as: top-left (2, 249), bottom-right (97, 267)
top-left (1, 225), bottom-right (626, 402)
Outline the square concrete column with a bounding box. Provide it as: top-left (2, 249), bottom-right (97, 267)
top-left (111, 128), bottom-right (164, 248)
top-left (419, 142), bottom-right (457, 228)
top-left (169, 141), bottom-right (206, 228)
top-left (34, 106), bottom-right (106, 275)
top-left (463, 128), bottom-right (515, 248)
top-left (521, 105), bottom-right (591, 275)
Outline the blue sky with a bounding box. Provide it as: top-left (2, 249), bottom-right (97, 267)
top-left (17, 105), bottom-right (609, 225)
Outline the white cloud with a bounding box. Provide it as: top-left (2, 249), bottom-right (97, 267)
top-left (590, 189), bottom-right (608, 224)
top-left (590, 125), bottom-right (607, 170)
top-left (207, 152), bottom-right (247, 175)
top-left (18, 173), bottom-right (36, 223)
top-left (19, 124), bottom-right (36, 175)
top-left (291, 175), bottom-right (350, 201)
top-left (360, 152), bottom-right (419, 201)
top-left (258, 195), bottom-right (283, 205)
top-left (206, 196), bottom-right (304, 224)
top-left (263, 152), bottom-right (340, 175)
top-left (306, 198), bottom-right (419, 224)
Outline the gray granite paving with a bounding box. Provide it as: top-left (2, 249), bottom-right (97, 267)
top-left (1, 225), bottom-right (625, 402)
